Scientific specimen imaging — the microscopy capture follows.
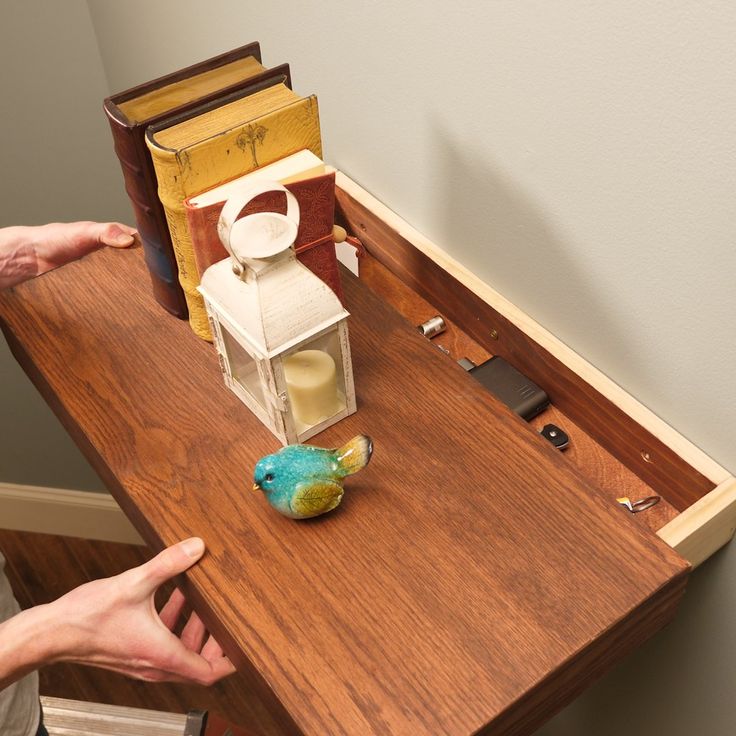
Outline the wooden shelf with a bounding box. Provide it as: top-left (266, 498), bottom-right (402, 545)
top-left (335, 173), bottom-right (736, 569)
top-left (357, 252), bottom-right (682, 536)
top-left (1, 177), bottom-right (734, 735)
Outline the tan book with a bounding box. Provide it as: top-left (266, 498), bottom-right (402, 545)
top-left (146, 83), bottom-right (322, 339)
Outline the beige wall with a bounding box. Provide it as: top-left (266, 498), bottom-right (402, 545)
top-left (1, 0), bottom-right (735, 731)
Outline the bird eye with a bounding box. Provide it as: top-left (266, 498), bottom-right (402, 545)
top-left (264, 473), bottom-right (274, 482)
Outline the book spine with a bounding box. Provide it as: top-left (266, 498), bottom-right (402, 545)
top-left (149, 96), bottom-right (323, 341)
top-left (103, 106), bottom-right (188, 318)
top-left (146, 144), bottom-right (214, 340)
top-left (186, 204), bottom-right (228, 278)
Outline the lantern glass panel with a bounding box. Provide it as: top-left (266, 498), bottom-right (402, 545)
top-left (282, 331), bottom-right (347, 433)
top-left (220, 325), bottom-right (267, 412)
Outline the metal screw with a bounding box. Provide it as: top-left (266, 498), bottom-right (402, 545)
top-left (489, 329), bottom-right (499, 340)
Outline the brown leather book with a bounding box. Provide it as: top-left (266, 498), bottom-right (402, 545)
top-left (185, 150), bottom-right (343, 301)
top-left (103, 42), bottom-right (293, 318)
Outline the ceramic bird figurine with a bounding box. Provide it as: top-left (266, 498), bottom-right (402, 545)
top-left (253, 435), bottom-right (373, 519)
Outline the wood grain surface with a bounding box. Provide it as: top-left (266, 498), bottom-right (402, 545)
top-left (0, 248), bottom-right (690, 736)
top-left (360, 254), bottom-right (680, 534)
top-left (335, 187), bottom-right (715, 512)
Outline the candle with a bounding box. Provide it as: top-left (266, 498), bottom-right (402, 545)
top-left (283, 349), bottom-right (343, 426)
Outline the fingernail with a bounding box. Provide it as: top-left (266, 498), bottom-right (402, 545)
top-left (181, 537), bottom-right (205, 559)
top-left (106, 224), bottom-right (135, 246)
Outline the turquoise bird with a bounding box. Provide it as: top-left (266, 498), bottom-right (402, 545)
top-left (252, 435), bottom-right (373, 519)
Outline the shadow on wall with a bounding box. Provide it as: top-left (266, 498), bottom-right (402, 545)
top-left (428, 121), bottom-right (639, 383)
top-left (422, 122), bottom-right (736, 734)
top-left (0, 334), bottom-right (105, 492)
top-left (535, 542), bottom-right (736, 735)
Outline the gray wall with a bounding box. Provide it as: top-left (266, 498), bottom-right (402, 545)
top-left (1, 0), bottom-right (734, 731)
top-left (0, 0), bottom-right (130, 491)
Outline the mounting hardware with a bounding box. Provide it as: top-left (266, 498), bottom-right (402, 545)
top-left (617, 496), bottom-right (661, 513)
top-left (540, 424), bottom-right (570, 451)
top-left (457, 357), bottom-right (476, 371)
top-left (467, 356), bottom-right (550, 421)
top-left (417, 315), bottom-right (447, 339)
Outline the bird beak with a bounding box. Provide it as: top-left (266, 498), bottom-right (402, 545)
top-left (252, 483), bottom-right (261, 492)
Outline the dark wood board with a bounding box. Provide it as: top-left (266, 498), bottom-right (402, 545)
top-left (360, 254), bottom-right (680, 535)
top-left (0, 248), bottom-right (689, 736)
top-left (335, 187), bottom-right (714, 512)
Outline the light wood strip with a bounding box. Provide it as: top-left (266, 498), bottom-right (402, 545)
top-left (657, 477), bottom-right (736, 567)
top-left (40, 695), bottom-right (186, 736)
top-left (0, 483), bottom-right (143, 545)
top-left (335, 172), bottom-right (730, 488)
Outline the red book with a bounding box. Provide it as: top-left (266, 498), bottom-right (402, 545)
top-left (185, 150), bottom-right (343, 301)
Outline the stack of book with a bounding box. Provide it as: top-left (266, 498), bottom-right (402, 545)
top-left (104, 42), bottom-right (344, 341)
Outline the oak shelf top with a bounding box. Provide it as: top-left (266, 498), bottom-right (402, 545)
top-left (0, 248), bottom-right (689, 736)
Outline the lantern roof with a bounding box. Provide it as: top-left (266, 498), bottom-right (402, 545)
top-left (198, 253), bottom-right (349, 358)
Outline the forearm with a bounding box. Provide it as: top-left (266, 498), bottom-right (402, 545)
top-left (0, 601), bottom-right (61, 690)
top-left (0, 226), bottom-right (39, 289)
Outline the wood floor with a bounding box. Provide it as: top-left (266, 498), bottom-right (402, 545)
top-left (0, 530), bottom-right (289, 736)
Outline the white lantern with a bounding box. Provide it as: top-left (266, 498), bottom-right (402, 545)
top-left (198, 181), bottom-right (356, 445)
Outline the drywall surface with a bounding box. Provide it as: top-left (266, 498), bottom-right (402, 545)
top-left (0, 0), bottom-right (130, 491)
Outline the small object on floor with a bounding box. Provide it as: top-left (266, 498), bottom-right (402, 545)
top-left (539, 424), bottom-right (570, 451)
top-left (617, 495), bottom-right (661, 513)
top-left (205, 712), bottom-right (259, 736)
top-left (253, 435), bottom-right (374, 519)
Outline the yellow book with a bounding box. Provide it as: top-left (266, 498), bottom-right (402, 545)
top-left (146, 82), bottom-right (322, 339)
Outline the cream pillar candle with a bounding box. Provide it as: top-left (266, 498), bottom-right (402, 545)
top-left (283, 349), bottom-right (342, 426)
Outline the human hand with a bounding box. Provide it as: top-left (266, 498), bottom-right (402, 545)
top-left (33, 221), bottom-right (139, 276)
top-left (48, 537), bottom-right (235, 685)
top-left (0, 221), bottom-right (139, 290)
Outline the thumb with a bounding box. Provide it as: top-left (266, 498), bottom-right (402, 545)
top-left (137, 537), bottom-right (205, 593)
top-left (98, 222), bottom-right (139, 248)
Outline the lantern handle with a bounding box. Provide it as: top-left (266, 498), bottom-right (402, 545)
top-left (217, 181), bottom-right (300, 263)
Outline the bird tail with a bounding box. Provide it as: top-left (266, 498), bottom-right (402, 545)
top-left (335, 435), bottom-right (373, 477)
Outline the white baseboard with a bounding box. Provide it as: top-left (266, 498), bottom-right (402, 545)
top-left (0, 482), bottom-right (144, 545)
